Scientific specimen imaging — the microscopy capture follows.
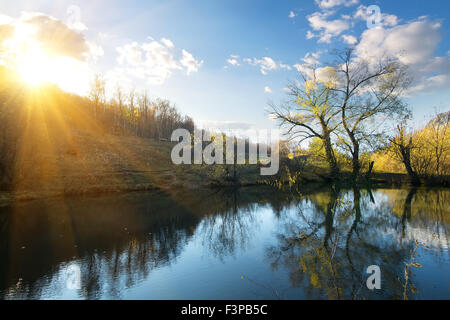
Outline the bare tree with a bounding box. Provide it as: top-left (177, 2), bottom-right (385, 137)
top-left (128, 87), bottom-right (137, 135)
top-left (428, 111), bottom-right (449, 175)
top-left (270, 68), bottom-right (341, 178)
top-left (332, 49), bottom-right (410, 179)
top-left (89, 74), bottom-right (106, 120)
top-left (388, 122), bottom-right (420, 185)
top-left (138, 90), bottom-right (150, 136)
top-left (114, 84), bottom-right (126, 133)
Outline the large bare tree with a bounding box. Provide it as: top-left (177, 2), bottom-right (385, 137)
top-left (270, 68), bottom-right (341, 178)
top-left (331, 49), bottom-right (410, 179)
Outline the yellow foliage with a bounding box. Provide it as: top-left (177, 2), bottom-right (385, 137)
top-left (310, 273), bottom-right (321, 288)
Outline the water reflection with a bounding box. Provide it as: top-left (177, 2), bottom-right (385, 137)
top-left (0, 186), bottom-right (448, 299)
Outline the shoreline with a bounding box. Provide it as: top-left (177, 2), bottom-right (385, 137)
top-left (1, 172), bottom-right (448, 207)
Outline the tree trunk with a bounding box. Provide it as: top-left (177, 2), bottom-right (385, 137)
top-left (366, 161), bottom-right (375, 180)
top-left (401, 147), bottom-right (420, 186)
top-left (350, 138), bottom-right (360, 181)
top-left (322, 130), bottom-right (339, 179)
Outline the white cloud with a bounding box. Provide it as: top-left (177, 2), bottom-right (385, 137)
top-left (289, 11), bottom-right (297, 19)
top-left (68, 20), bottom-right (88, 32)
top-left (342, 34), bottom-right (358, 45)
top-left (307, 11), bottom-right (350, 43)
top-left (355, 18), bottom-right (450, 96)
top-left (0, 12), bottom-right (102, 63)
top-left (160, 38), bottom-right (174, 49)
top-left (226, 55), bottom-right (240, 66)
top-left (264, 86), bottom-right (272, 93)
top-left (306, 31), bottom-right (316, 39)
top-left (293, 52), bottom-right (342, 84)
top-left (116, 38), bottom-right (202, 85)
top-left (87, 41), bottom-right (104, 61)
top-left (293, 51), bottom-right (324, 78)
top-left (180, 49), bottom-right (203, 75)
top-left (314, 0), bottom-right (359, 9)
top-left (279, 63), bottom-right (292, 70)
top-left (117, 42), bottom-right (144, 66)
top-left (302, 51), bottom-right (321, 65)
top-left (244, 56), bottom-right (291, 74)
top-left (406, 74), bottom-right (450, 95)
top-left (355, 19), bottom-right (441, 65)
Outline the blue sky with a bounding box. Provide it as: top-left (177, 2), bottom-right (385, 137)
top-left (1, 0), bottom-right (449, 130)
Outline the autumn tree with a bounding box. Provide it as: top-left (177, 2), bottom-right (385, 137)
top-left (388, 122), bottom-right (420, 185)
top-left (270, 68), bottom-right (341, 178)
top-left (113, 84), bottom-right (126, 133)
top-left (89, 74), bottom-right (106, 120)
top-left (331, 49), bottom-right (410, 179)
top-left (427, 111), bottom-right (449, 175)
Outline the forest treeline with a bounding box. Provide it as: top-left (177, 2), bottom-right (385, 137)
top-left (87, 74), bottom-right (195, 139)
top-left (0, 67), bottom-right (195, 189)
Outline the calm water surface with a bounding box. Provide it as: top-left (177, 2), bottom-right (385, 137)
top-left (0, 186), bottom-right (449, 300)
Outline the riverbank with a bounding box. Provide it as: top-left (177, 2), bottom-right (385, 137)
top-left (1, 130), bottom-right (448, 207)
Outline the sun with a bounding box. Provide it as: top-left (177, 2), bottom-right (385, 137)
top-left (3, 23), bottom-right (48, 86)
top-left (16, 44), bottom-right (49, 86)
top-left (2, 22), bottom-right (91, 94)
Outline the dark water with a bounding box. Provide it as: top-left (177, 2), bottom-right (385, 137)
top-left (0, 186), bottom-right (449, 300)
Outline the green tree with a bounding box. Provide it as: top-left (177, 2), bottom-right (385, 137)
top-left (270, 68), bottom-right (341, 178)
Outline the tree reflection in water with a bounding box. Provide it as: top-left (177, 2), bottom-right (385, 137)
top-left (267, 187), bottom-right (449, 300)
top-left (0, 186), bottom-right (448, 299)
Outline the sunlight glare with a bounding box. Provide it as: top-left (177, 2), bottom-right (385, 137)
top-left (2, 22), bottom-right (91, 94)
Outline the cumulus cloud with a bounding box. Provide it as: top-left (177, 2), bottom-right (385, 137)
top-left (161, 38), bottom-right (174, 49)
top-left (355, 18), bottom-right (450, 96)
top-left (116, 37), bottom-right (203, 85)
top-left (307, 11), bottom-right (350, 43)
top-left (341, 34), bottom-right (358, 45)
top-left (0, 12), bottom-right (100, 61)
top-left (355, 19), bottom-right (441, 65)
top-left (289, 11), bottom-right (297, 19)
top-left (293, 51), bottom-right (343, 85)
top-left (180, 49), bottom-right (203, 75)
top-left (314, 0), bottom-right (359, 9)
top-left (244, 56), bottom-right (291, 75)
top-left (302, 51), bottom-right (321, 65)
top-left (293, 51), bottom-right (323, 77)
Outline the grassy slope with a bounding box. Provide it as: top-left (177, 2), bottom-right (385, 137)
top-left (1, 125), bottom-right (264, 204)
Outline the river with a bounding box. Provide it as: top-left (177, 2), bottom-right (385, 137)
top-left (0, 186), bottom-right (448, 299)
